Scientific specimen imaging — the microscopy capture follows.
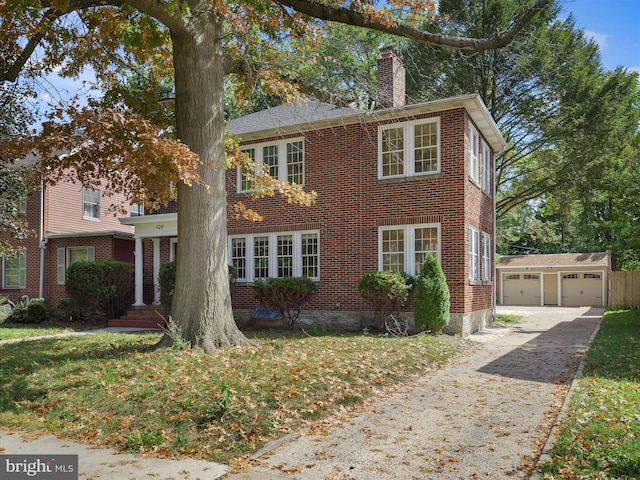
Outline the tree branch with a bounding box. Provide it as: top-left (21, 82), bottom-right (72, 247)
top-left (273, 0), bottom-right (552, 51)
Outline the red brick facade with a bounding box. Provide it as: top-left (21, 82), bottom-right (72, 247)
top-left (223, 102), bottom-right (500, 334)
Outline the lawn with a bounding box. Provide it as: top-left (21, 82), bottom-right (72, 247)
top-left (539, 309), bottom-right (640, 479)
top-left (0, 329), bottom-right (468, 464)
top-left (0, 323), bottom-right (101, 341)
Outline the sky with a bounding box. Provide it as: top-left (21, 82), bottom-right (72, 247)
top-left (33, 0), bottom-right (640, 109)
top-left (561, 0), bottom-right (640, 73)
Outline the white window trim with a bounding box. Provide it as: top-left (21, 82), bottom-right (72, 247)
top-left (378, 223), bottom-right (441, 275)
top-left (469, 226), bottom-right (480, 281)
top-left (228, 230), bottom-right (320, 282)
top-left (482, 140), bottom-right (492, 195)
top-left (482, 232), bottom-right (491, 281)
top-left (237, 137), bottom-right (305, 193)
top-left (378, 117), bottom-right (441, 179)
top-left (2, 250), bottom-right (26, 289)
top-left (57, 246), bottom-right (96, 285)
top-left (82, 187), bottom-right (101, 221)
top-left (469, 123), bottom-right (480, 185)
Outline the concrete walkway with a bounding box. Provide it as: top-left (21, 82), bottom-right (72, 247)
top-left (0, 306), bottom-right (602, 479)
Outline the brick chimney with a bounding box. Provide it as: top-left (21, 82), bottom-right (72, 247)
top-left (377, 46), bottom-right (406, 109)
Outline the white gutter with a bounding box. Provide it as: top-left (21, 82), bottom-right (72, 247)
top-left (38, 177), bottom-right (46, 298)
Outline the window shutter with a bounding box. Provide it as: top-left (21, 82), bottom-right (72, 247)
top-left (19, 252), bottom-right (26, 288)
top-left (87, 246), bottom-right (95, 261)
top-left (57, 248), bottom-right (66, 285)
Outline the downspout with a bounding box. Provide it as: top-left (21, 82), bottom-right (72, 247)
top-left (492, 152), bottom-right (497, 324)
top-left (38, 176), bottom-right (47, 299)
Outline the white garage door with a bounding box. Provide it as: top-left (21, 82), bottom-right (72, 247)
top-left (502, 273), bottom-right (541, 306)
top-left (561, 272), bottom-right (604, 306)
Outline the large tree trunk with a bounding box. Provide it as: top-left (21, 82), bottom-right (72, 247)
top-left (163, 12), bottom-right (252, 352)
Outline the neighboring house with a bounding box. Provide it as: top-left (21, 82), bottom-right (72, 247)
top-left (496, 252), bottom-right (611, 307)
top-left (0, 164), bottom-right (136, 308)
top-left (119, 48), bottom-right (506, 336)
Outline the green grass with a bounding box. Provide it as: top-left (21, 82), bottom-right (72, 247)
top-left (494, 313), bottom-right (523, 325)
top-left (0, 323), bottom-right (99, 341)
top-left (0, 329), bottom-right (468, 463)
top-left (540, 309), bottom-right (640, 479)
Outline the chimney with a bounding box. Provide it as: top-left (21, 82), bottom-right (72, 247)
top-left (377, 46), bottom-right (406, 109)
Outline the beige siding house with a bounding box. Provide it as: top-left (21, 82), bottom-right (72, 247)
top-left (496, 252), bottom-right (611, 307)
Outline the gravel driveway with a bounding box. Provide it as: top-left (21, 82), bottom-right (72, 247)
top-left (228, 306), bottom-right (603, 480)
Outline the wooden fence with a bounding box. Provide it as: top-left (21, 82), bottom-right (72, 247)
top-left (609, 271), bottom-right (640, 309)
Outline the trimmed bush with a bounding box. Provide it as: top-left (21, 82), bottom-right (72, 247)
top-left (414, 254), bottom-right (450, 334)
top-left (358, 270), bottom-right (411, 329)
top-left (158, 261), bottom-right (177, 308)
top-left (252, 276), bottom-right (319, 329)
top-left (66, 260), bottom-right (133, 319)
top-left (159, 262), bottom-right (237, 309)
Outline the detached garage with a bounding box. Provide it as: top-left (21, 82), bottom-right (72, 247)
top-left (497, 252), bottom-right (610, 307)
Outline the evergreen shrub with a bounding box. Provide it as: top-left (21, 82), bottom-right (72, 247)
top-left (252, 276), bottom-right (319, 329)
top-left (358, 270), bottom-right (411, 329)
top-left (414, 254), bottom-right (450, 334)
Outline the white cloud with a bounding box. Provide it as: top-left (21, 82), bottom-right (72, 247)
top-left (584, 30), bottom-right (610, 50)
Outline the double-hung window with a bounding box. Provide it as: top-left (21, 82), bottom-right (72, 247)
top-left (379, 224), bottom-right (440, 275)
top-left (57, 246), bottom-right (95, 284)
top-left (469, 227), bottom-right (480, 281)
top-left (481, 141), bottom-right (492, 194)
top-left (83, 187), bottom-right (101, 220)
top-left (2, 251), bottom-right (26, 289)
top-left (481, 232), bottom-right (491, 281)
top-left (238, 138), bottom-right (305, 193)
top-left (229, 231), bottom-right (319, 282)
top-left (379, 118), bottom-right (440, 179)
top-left (469, 123), bottom-right (480, 185)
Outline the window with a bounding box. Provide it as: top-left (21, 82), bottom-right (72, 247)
top-left (229, 231), bottom-right (320, 282)
top-left (562, 273), bottom-right (579, 280)
top-left (524, 274), bottom-right (539, 280)
top-left (584, 273), bottom-right (601, 279)
top-left (469, 123), bottom-right (480, 184)
top-left (2, 251), bottom-right (26, 289)
top-left (506, 274), bottom-right (520, 280)
top-left (379, 118), bottom-right (440, 179)
top-left (482, 141), bottom-right (492, 194)
top-left (379, 224), bottom-right (439, 275)
top-left (482, 232), bottom-right (491, 281)
top-left (130, 202), bottom-right (144, 217)
top-left (469, 227), bottom-right (480, 280)
top-left (238, 138), bottom-right (305, 192)
top-left (57, 246), bottom-right (95, 284)
top-left (83, 187), bottom-right (101, 220)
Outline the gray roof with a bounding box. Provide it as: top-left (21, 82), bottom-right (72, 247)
top-left (227, 101), bottom-right (362, 137)
top-left (498, 252), bottom-right (610, 268)
top-left (225, 95), bottom-right (508, 153)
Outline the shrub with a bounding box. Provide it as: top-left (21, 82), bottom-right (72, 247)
top-left (25, 298), bottom-right (50, 324)
top-left (358, 270), bottom-right (411, 329)
top-left (66, 260), bottom-right (133, 319)
top-left (159, 262), bottom-right (238, 309)
top-left (5, 298), bottom-right (50, 324)
top-left (158, 261), bottom-right (177, 309)
top-left (414, 254), bottom-right (450, 334)
top-left (252, 276), bottom-right (319, 329)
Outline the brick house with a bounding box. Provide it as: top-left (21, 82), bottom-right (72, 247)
top-left (119, 49), bottom-right (506, 336)
top-left (0, 163), bottom-right (136, 308)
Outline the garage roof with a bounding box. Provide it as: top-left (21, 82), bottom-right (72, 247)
top-left (498, 252), bottom-right (610, 268)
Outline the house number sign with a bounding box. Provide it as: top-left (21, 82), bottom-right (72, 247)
top-left (156, 224), bottom-right (164, 230)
